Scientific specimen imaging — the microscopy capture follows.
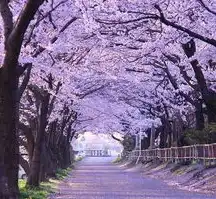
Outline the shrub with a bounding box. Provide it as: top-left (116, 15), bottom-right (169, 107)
top-left (182, 123), bottom-right (216, 145)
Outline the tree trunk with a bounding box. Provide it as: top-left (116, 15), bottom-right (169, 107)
top-left (19, 155), bottom-right (30, 176)
top-left (205, 94), bottom-right (216, 123)
top-left (0, 72), bottom-right (19, 199)
top-left (171, 120), bottom-right (178, 147)
top-left (44, 147), bottom-right (57, 178)
top-left (182, 40), bottom-right (216, 123)
top-left (149, 124), bottom-right (156, 149)
top-left (159, 117), bottom-right (169, 148)
top-left (27, 93), bottom-right (49, 187)
top-left (191, 60), bottom-right (216, 123)
top-left (159, 131), bottom-right (168, 148)
top-left (195, 100), bottom-right (205, 130)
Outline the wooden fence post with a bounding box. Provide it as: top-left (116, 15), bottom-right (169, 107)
top-left (126, 143), bottom-right (216, 166)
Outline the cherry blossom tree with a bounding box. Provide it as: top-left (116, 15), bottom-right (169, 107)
top-left (0, 1), bottom-right (46, 198)
top-left (1, 1), bottom-right (216, 197)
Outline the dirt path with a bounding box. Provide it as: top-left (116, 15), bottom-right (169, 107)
top-left (49, 157), bottom-right (216, 199)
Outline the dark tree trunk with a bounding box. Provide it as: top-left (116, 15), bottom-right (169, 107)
top-left (195, 100), bottom-right (205, 130)
top-left (182, 40), bottom-right (216, 123)
top-left (0, 1), bottom-right (45, 197)
top-left (171, 120), bottom-right (178, 146)
top-left (191, 60), bottom-right (216, 123)
top-left (39, 143), bottom-right (46, 182)
top-left (19, 121), bottom-right (35, 163)
top-left (159, 130), bottom-right (168, 148)
top-left (27, 93), bottom-right (49, 187)
top-left (205, 94), bottom-right (216, 123)
top-left (61, 142), bottom-right (72, 169)
top-left (0, 71), bottom-right (19, 199)
top-left (159, 117), bottom-right (169, 148)
top-left (44, 147), bottom-right (57, 178)
top-left (19, 154), bottom-right (30, 176)
top-left (141, 138), bottom-right (150, 149)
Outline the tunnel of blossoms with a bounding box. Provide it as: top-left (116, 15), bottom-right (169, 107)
top-left (0, 0), bottom-right (216, 198)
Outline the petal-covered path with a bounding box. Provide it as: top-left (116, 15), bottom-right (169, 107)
top-left (50, 157), bottom-right (216, 199)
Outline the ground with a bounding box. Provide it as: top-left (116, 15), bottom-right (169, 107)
top-left (49, 157), bottom-right (216, 199)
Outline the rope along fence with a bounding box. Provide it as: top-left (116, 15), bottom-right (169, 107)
top-left (123, 143), bottom-right (216, 164)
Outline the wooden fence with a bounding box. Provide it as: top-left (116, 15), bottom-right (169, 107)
top-left (123, 143), bottom-right (216, 163)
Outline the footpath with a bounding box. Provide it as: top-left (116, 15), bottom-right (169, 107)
top-left (49, 157), bottom-right (216, 199)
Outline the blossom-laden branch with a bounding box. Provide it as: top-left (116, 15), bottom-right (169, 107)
top-left (154, 4), bottom-right (216, 47)
top-left (197, 0), bottom-right (216, 16)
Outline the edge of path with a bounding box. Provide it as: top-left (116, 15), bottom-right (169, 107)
top-left (116, 159), bottom-right (216, 195)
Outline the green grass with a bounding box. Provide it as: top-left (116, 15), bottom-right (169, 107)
top-left (74, 156), bottom-right (84, 162)
top-left (19, 180), bottom-right (56, 199)
top-left (112, 156), bottom-right (122, 163)
top-left (19, 168), bottom-right (72, 199)
top-left (56, 167), bottom-right (72, 180)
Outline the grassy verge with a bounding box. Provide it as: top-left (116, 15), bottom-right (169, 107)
top-left (56, 167), bottom-right (72, 180)
top-left (19, 168), bottom-right (72, 199)
top-left (74, 156), bottom-right (84, 162)
top-left (112, 156), bottom-right (122, 163)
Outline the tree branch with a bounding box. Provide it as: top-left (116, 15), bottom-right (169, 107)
top-left (182, 39), bottom-right (209, 97)
top-left (197, 0), bottom-right (216, 16)
top-left (24, 0), bottom-right (68, 46)
top-left (75, 84), bottom-right (107, 99)
top-left (111, 134), bottom-right (122, 143)
top-left (154, 4), bottom-right (216, 47)
top-left (2, 0), bottom-right (45, 70)
top-left (32, 17), bottom-right (78, 57)
top-left (0, 0), bottom-right (13, 49)
top-left (18, 63), bottom-right (32, 100)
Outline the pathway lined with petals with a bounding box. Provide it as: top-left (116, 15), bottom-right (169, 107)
top-left (50, 157), bottom-right (216, 199)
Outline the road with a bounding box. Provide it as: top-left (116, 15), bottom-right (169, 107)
top-left (50, 157), bottom-right (216, 199)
